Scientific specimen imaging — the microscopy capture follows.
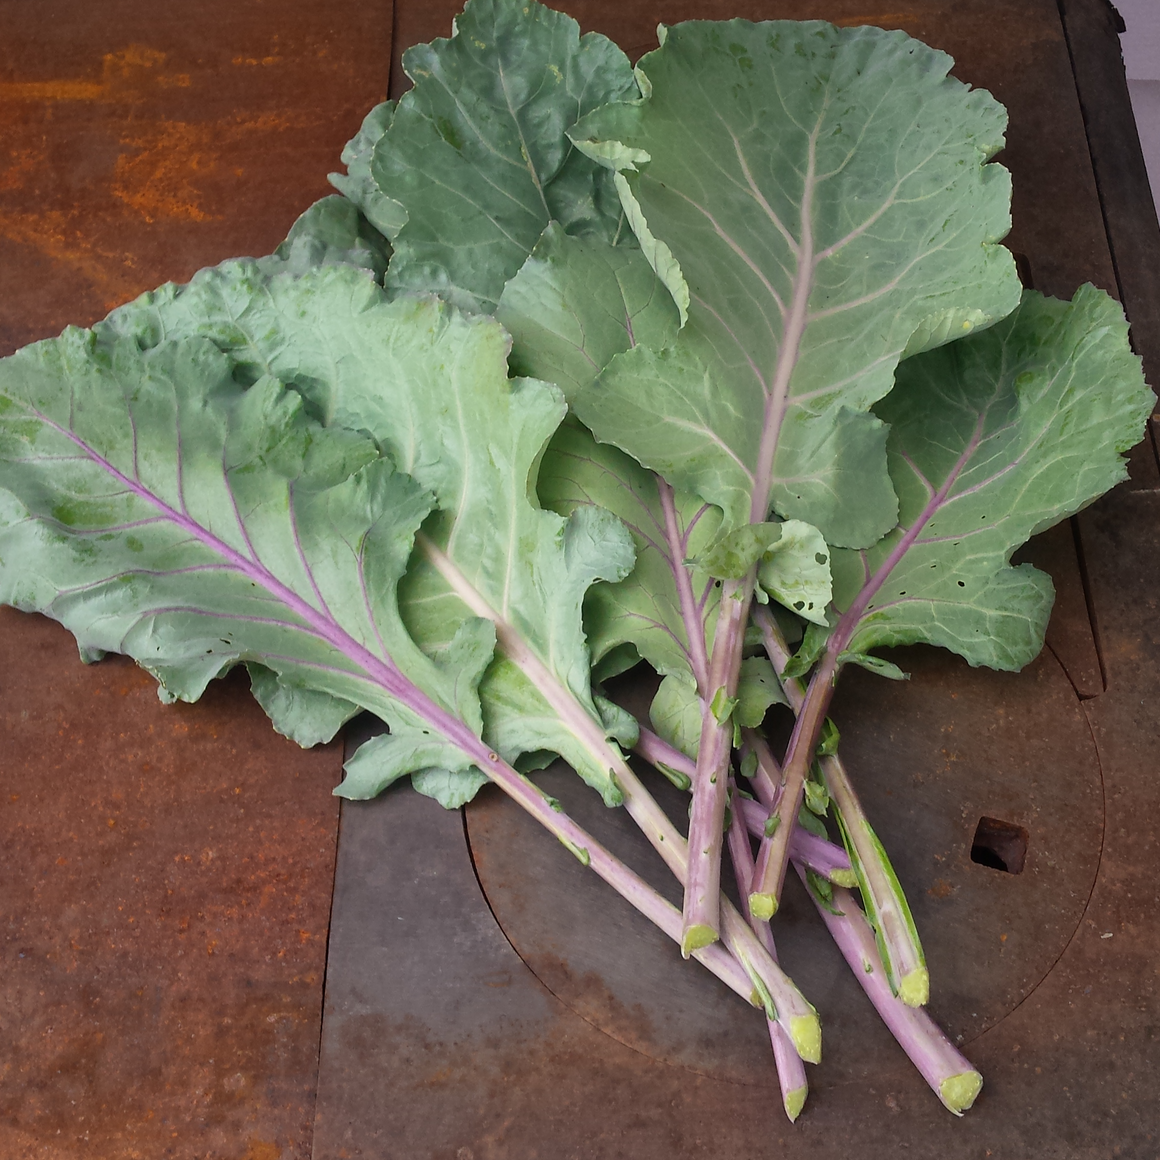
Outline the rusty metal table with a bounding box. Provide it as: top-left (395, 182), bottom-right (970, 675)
top-left (3, 1), bottom-right (1159, 1157)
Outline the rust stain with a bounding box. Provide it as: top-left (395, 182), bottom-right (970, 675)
top-left (112, 120), bottom-right (220, 223)
top-left (831, 11), bottom-right (921, 26)
top-left (0, 146), bottom-right (47, 193)
top-left (0, 207), bottom-right (143, 306)
top-left (112, 112), bottom-right (308, 225)
top-left (242, 1140), bottom-right (284, 1160)
top-left (0, 46), bottom-right (191, 105)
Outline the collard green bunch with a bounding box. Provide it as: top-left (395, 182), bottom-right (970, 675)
top-left (0, 0), bottom-right (1151, 1119)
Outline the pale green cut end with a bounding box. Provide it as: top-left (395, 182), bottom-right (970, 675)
top-left (899, 965), bottom-right (930, 1007)
top-left (829, 868), bottom-right (859, 889)
top-left (682, 923), bottom-right (718, 957)
top-left (790, 1014), bottom-right (822, 1065)
top-left (749, 892), bottom-right (777, 921)
top-left (783, 1084), bottom-right (808, 1123)
top-left (939, 1070), bottom-right (983, 1115)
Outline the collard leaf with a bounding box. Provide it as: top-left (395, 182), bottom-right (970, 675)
top-left (328, 101), bottom-right (409, 240)
top-left (831, 287), bottom-right (1154, 670)
top-left (538, 417), bottom-right (721, 685)
top-left (696, 519), bottom-right (831, 625)
top-left (756, 520), bottom-right (832, 626)
top-left (268, 195), bottom-right (390, 280)
top-left (0, 329), bottom-right (496, 800)
top-left (497, 223), bottom-right (681, 400)
top-left (571, 20), bottom-right (1022, 546)
top-left (97, 261), bottom-right (636, 804)
top-left (371, 0), bottom-right (638, 312)
top-left (338, 616), bottom-right (496, 801)
top-left (735, 656), bottom-right (787, 728)
top-left (248, 663), bottom-right (360, 747)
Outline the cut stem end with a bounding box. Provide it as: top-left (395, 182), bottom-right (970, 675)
top-left (939, 1070), bottom-right (983, 1115)
top-left (681, 923), bottom-right (719, 958)
top-left (789, 1013), bottom-right (822, 1065)
top-left (783, 1083), bottom-right (808, 1123)
top-left (749, 892), bottom-right (777, 921)
top-left (899, 966), bottom-right (930, 1008)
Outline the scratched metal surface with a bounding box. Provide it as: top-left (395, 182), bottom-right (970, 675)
top-left (0, 2), bottom-right (392, 1157)
top-left (313, 0), bottom-right (1160, 1156)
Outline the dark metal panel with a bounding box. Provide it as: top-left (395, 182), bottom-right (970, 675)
top-left (0, 609), bottom-right (342, 1159)
top-left (313, 0), bottom-right (1160, 1155)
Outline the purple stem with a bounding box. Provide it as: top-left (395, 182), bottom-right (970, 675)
top-left (794, 867), bottom-right (982, 1115)
top-left (727, 778), bottom-right (808, 1122)
top-left (634, 725), bottom-right (697, 780)
top-left (756, 608), bottom-right (928, 1004)
top-left (657, 475), bottom-right (710, 690)
top-left (682, 575), bottom-right (752, 952)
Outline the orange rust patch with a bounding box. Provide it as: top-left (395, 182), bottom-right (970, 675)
top-left (0, 207), bottom-right (144, 306)
top-left (112, 120), bottom-right (220, 224)
top-left (0, 146), bottom-right (46, 193)
top-left (0, 45), bottom-right (190, 105)
top-left (831, 12), bottom-right (921, 27)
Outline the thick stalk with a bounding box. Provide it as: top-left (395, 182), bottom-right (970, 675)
top-left (795, 867), bottom-right (981, 1115)
top-left (420, 537), bottom-right (820, 1059)
top-left (683, 575), bottom-right (752, 952)
top-left (635, 724), bottom-right (696, 782)
top-left (633, 731), bottom-right (854, 885)
top-left (748, 650), bottom-right (837, 914)
top-left (755, 606), bottom-right (928, 1006)
top-left (824, 754), bottom-right (928, 1005)
top-left (726, 781), bottom-right (808, 1122)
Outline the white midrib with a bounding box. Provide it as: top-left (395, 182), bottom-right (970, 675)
top-left (417, 529), bottom-right (692, 876)
top-left (749, 137), bottom-right (818, 525)
top-left (416, 531), bottom-right (616, 768)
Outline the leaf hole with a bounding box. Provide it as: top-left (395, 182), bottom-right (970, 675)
top-left (957, 580), bottom-right (965, 588)
top-left (970, 816), bottom-right (1028, 874)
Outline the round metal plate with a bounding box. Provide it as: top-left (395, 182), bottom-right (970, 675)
top-left (465, 647), bottom-right (1103, 1085)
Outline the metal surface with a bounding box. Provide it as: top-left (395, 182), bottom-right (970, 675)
top-left (313, 0), bottom-right (1160, 1155)
top-left (0, 3), bottom-right (392, 1156)
top-left (0, 609), bottom-right (341, 1160)
top-left (468, 645), bottom-right (1104, 1083)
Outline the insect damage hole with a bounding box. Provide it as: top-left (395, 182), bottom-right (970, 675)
top-left (969, 816), bottom-right (1029, 874)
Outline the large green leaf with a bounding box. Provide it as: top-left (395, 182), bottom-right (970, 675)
top-left (328, 102), bottom-right (408, 240)
top-left (831, 286), bottom-right (1154, 669)
top-left (96, 262), bottom-right (636, 803)
top-left (371, 0), bottom-right (638, 313)
top-left (570, 20), bottom-right (1022, 547)
top-left (497, 222), bottom-right (681, 400)
top-left (0, 327), bottom-right (497, 798)
top-left (538, 417), bottom-right (721, 685)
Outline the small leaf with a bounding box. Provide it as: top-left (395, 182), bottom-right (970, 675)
top-left (816, 717), bottom-right (841, 757)
top-left (735, 656), bottom-right (788, 728)
top-left (797, 807), bottom-right (829, 840)
top-left (756, 520), bottom-right (832, 626)
top-left (782, 621), bottom-right (832, 680)
top-left (840, 652), bottom-right (911, 681)
top-left (649, 673), bottom-right (701, 761)
top-left (804, 779), bottom-right (830, 817)
top-left (709, 686), bottom-right (738, 725)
